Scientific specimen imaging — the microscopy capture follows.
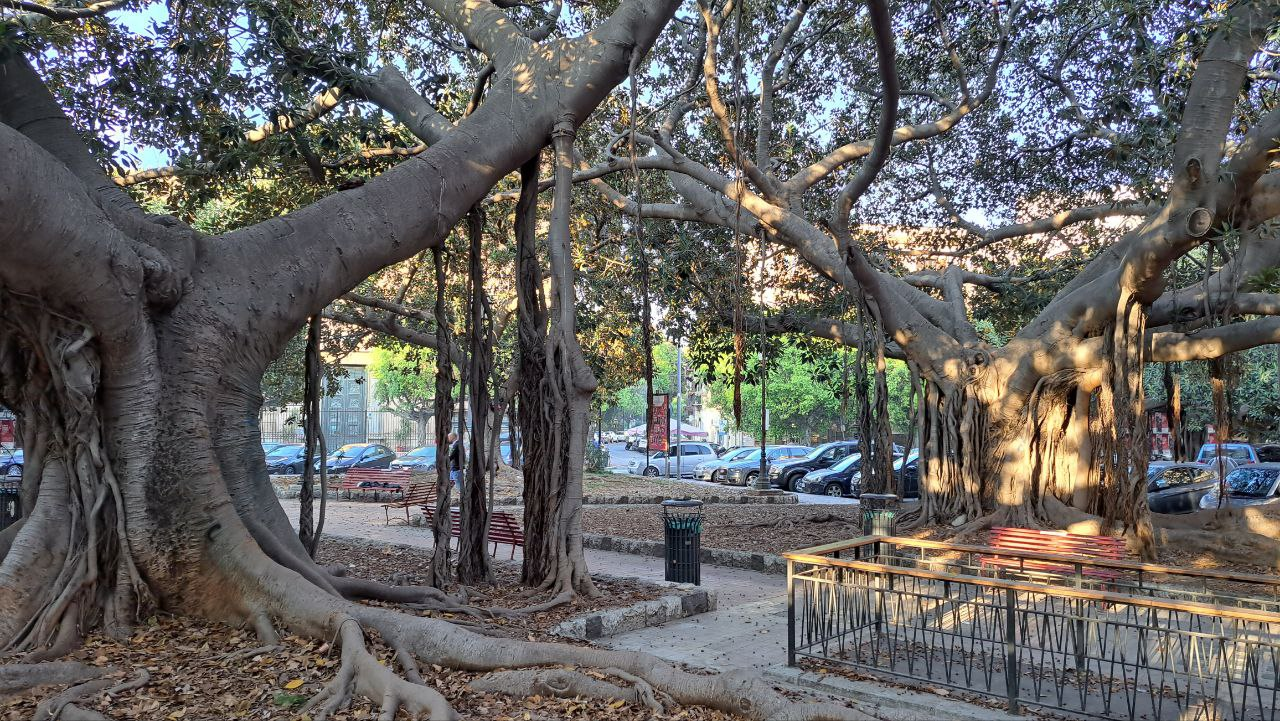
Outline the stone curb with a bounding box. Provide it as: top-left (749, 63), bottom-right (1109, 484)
top-left (550, 581), bottom-right (717, 641)
top-left (273, 484), bottom-right (798, 506)
top-left (581, 533), bottom-right (788, 575)
top-left (763, 667), bottom-right (1021, 720)
top-left (490, 493), bottom-right (798, 506)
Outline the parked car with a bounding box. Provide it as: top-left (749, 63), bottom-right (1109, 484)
top-left (628, 442), bottom-right (718, 478)
top-left (844, 449), bottom-right (919, 498)
top-left (262, 441), bottom-right (287, 456)
top-left (390, 446), bottom-right (438, 472)
top-left (264, 444), bottom-right (308, 474)
top-left (1146, 462), bottom-right (1218, 514)
top-left (1199, 463), bottom-right (1280, 509)
top-left (1255, 444), bottom-right (1280, 463)
top-left (1194, 442), bottom-right (1257, 470)
top-left (894, 451), bottom-right (920, 498)
top-left (768, 440), bottom-right (860, 491)
top-left (325, 443), bottom-right (396, 473)
top-left (691, 447), bottom-right (754, 481)
top-left (717, 445), bottom-right (811, 486)
top-left (795, 452), bottom-right (864, 497)
top-left (0, 448), bottom-right (22, 478)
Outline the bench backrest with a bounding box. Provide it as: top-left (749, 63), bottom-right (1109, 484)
top-left (988, 527), bottom-right (1127, 560)
top-left (399, 484), bottom-right (436, 504)
top-left (489, 511), bottom-right (524, 540)
top-left (346, 468), bottom-right (412, 483)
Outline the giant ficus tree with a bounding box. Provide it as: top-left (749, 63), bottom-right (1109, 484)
top-left (0, 0), bottom-right (869, 717)
top-left (574, 0), bottom-right (1280, 558)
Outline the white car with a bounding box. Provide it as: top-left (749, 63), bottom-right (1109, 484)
top-left (628, 442), bottom-right (719, 478)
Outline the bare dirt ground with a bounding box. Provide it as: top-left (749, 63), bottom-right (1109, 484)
top-left (2, 537), bottom-right (729, 721)
top-left (581, 504), bottom-right (865, 555)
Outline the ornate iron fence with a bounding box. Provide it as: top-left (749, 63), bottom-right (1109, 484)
top-left (785, 537), bottom-right (1280, 721)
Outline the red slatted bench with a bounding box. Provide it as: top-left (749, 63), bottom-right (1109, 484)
top-left (487, 511), bottom-right (525, 559)
top-left (340, 468), bottom-right (412, 499)
top-left (421, 505), bottom-right (524, 558)
top-left (382, 483), bottom-right (437, 524)
top-left (980, 527), bottom-right (1128, 583)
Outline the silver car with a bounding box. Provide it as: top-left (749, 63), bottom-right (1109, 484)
top-left (1199, 463), bottom-right (1280, 509)
top-left (628, 442), bottom-right (719, 478)
top-left (691, 447), bottom-right (754, 481)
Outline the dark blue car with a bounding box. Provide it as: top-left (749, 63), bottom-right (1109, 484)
top-left (1, 448), bottom-right (22, 478)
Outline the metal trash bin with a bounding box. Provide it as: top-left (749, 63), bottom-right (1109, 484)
top-left (0, 480), bottom-right (20, 532)
top-left (661, 499), bottom-right (703, 585)
top-left (860, 493), bottom-right (899, 536)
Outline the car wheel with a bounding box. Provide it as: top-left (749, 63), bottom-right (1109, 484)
top-left (289, 464), bottom-right (300, 474)
top-left (824, 483), bottom-right (844, 498)
top-left (643, 466), bottom-right (659, 477)
top-left (744, 471), bottom-right (758, 487)
top-left (785, 473), bottom-right (802, 492)
top-left (6, 464), bottom-right (20, 478)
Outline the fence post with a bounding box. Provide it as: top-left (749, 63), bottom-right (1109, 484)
top-left (787, 559), bottom-right (796, 667)
top-left (1004, 587), bottom-right (1021, 715)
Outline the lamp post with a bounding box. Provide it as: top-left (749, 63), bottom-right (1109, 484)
top-left (675, 338), bottom-right (684, 480)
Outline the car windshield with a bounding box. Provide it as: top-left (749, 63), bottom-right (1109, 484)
top-left (1224, 467), bottom-right (1280, 497)
top-left (406, 447), bottom-right (437, 459)
top-left (803, 443), bottom-right (839, 460)
top-left (267, 446), bottom-right (301, 459)
top-left (737, 449), bottom-right (763, 462)
top-left (832, 453), bottom-right (862, 472)
top-left (331, 444), bottom-right (367, 459)
top-left (1199, 444), bottom-right (1253, 461)
top-left (722, 448), bottom-right (753, 462)
top-left (893, 450), bottom-right (920, 471)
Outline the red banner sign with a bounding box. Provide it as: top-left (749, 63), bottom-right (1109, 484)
top-left (648, 394), bottom-right (669, 452)
top-left (0, 420), bottom-right (13, 446)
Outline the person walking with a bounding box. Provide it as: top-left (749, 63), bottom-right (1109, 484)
top-left (447, 432), bottom-right (463, 492)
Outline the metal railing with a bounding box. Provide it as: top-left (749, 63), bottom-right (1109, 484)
top-left (785, 537), bottom-right (1280, 721)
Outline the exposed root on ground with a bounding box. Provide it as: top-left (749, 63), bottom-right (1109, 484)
top-left (350, 603), bottom-right (870, 721)
top-left (0, 661), bottom-right (111, 694)
top-left (469, 667), bottom-right (671, 713)
top-left (300, 618), bottom-right (456, 721)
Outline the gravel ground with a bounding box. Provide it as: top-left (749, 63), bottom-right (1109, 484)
top-left (582, 504), bottom-right (867, 555)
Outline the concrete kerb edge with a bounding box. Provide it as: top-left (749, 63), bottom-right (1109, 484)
top-left (581, 533), bottom-right (788, 575)
top-left (273, 484), bottom-right (800, 506)
top-left (763, 666), bottom-right (1023, 721)
top-left (551, 580), bottom-right (717, 641)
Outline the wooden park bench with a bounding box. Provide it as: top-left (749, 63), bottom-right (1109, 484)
top-left (382, 483), bottom-right (437, 524)
top-left (340, 468), bottom-right (413, 499)
top-left (487, 511), bottom-right (525, 559)
top-left (979, 527), bottom-right (1128, 584)
top-left (421, 505), bottom-right (525, 558)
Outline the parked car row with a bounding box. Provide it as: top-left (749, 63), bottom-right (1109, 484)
top-left (263, 440), bottom-right (514, 476)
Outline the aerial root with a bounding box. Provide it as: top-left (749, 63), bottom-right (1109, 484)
top-left (303, 618), bottom-right (457, 721)
top-left (468, 667), bottom-right (670, 712)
